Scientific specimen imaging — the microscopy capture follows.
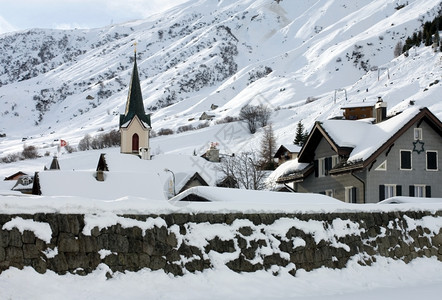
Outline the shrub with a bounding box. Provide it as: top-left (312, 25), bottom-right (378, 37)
top-left (177, 125), bottom-right (194, 133)
top-left (22, 145), bottom-right (40, 159)
top-left (197, 122), bottom-right (209, 129)
top-left (1, 153), bottom-right (20, 163)
top-left (215, 116), bottom-right (239, 125)
top-left (157, 128), bottom-right (174, 136)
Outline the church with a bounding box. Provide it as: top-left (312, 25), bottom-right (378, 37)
top-left (119, 47), bottom-right (152, 159)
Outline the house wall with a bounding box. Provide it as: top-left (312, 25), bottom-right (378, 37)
top-left (365, 119), bottom-right (441, 203)
top-left (120, 116), bottom-right (150, 154)
top-left (343, 107), bottom-right (374, 120)
top-left (296, 138), bottom-right (365, 203)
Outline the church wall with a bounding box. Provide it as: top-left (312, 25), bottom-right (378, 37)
top-left (120, 116), bottom-right (150, 154)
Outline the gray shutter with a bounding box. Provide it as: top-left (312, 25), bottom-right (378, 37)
top-left (426, 186), bottom-right (431, 198)
top-left (351, 187), bottom-right (357, 203)
top-left (396, 185), bottom-right (402, 196)
top-left (409, 185), bottom-right (415, 197)
top-left (379, 185), bottom-right (385, 201)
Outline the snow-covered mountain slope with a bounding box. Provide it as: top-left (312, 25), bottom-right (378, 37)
top-left (0, 0), bottom-right (441, 158)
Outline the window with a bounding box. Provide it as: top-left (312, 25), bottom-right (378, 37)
top-left (426, 151), bottom-right (438, 171)
top-left (317, 157), bottom-right (333, 177)
top-left (414, 185), bottom-right (425, 197)
top-left (400, 150), bottom-right (412, 170)
top-left (375, 160), bottom-right (387, 171)
top-left (379, 184), bottom-right (402, 201)
top-left (345, 187), bottom-right (357, 203)
top-left (332, 155), bottom-right (340, 168)
top-left (325, 189), bottom-right (334, 198)
top-left (385, 184), bottom-right (396, 198)
top-left (318, 158), bottom-right (326, 177)
top-left (409, 185), bottom-right (431, 198)
top-left (414, 128), bottom-right (422, 140)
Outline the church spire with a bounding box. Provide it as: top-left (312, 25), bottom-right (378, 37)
top-left (120, 47), bottom-right (151, 128)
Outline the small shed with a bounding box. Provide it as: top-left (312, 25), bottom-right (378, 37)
top-left (199, 112), bottom-right (215, 121)
top-left (341, 101), bottom-right (376, 120)
top-left (274, 144), bottom-right (301, 165)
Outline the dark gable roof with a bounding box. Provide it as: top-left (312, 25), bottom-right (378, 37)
top-left (4, 171), bottom-right (27, 181)
top-left (297, 122), bottom-right (352, 163)
top-left (274, 144), bottom-right (300, 158)
top-left (96, 153), bottom-right (109, 172)
top-left (178, 172), bottom-right (209, 194)
top-left (120, 53), bottom-right (151, 128)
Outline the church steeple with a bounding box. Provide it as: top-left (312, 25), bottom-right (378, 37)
top-left (119, 46), bottom-right (151, 159)
top-left (119, 49), bottom-right (151, 128)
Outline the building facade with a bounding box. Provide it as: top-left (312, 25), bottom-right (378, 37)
top-left (277, 107), bottom-right (441, 203)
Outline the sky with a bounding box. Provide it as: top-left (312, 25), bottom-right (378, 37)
top-left (0, 0), bottom-right (189, 34)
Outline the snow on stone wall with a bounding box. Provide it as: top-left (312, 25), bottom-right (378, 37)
top-left (0, 211), bottom-right (442, 276)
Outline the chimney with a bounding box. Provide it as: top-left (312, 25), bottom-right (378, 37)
top-left (205, 142), bottom-right (220, 162)
top-left (375, 97), bottom-right (387, 123)
top-left (139, 147), bottom-right (150, 160)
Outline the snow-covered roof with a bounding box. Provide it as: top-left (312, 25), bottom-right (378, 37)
top-left (279, 144), bottom-right (301, 153)
top-left (102, 153), bottom-right (219, 189)
top-left (266, 158), bottom-right (310, 188)
top-left (36, 170), bottom-right (166, 200)
top-left (321, 107), bottom-right (425, 162)
top-left (341, 101), bottom-right (376, 109)
top-left (33, 152), bottom-right (220, 200)
top-left (169, 186), bottom-right (341, 204)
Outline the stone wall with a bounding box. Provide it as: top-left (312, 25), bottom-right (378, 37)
top-left (1, 211), bottom-right (442, 276)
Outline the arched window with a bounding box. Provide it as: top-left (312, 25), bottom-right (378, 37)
top-left (132, 133), bottom-right (139, 152)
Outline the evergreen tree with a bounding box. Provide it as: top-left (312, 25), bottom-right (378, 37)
top-left (294, 121), bottom-right (308, 146)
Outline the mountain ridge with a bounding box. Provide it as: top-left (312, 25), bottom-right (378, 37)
top-left (0, 0), bottom-right (441, 158)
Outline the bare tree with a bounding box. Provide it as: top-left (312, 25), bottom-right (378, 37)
top-left (78, 134), bottom-right (92, 151)
top-left (239, 104), bottom-right (272, 134)
top-left (394, 41), bottom-right (403, 57)
top-left (217, 151), bottom-right (266, 190)
top-left (239, 105), bottom-right (259, 134)
top-left (259, 123), bottom-right (277, 170)
top-left (256, 104), bottom-right (271, 128)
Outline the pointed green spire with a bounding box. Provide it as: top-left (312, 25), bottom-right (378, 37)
top-left (120, 50), bottom-right (151, 127)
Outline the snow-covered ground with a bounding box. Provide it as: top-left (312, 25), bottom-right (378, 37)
top-left (1, 257), bottom-right (441, 299)
top-left (1, 1), bottom-right (442, 297)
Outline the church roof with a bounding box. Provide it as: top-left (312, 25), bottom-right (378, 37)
top-left (120, 52), bottom-right (151, 128)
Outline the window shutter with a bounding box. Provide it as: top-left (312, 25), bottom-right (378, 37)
top-left (325, 157), bottom-right (332, 174)
top-left (396, 185), bottom-right (402, 196)
top-left (379, 185), bottom-right (385, 201)
top-left (314, 160), bottom-right (318, 177)
top-left (409, 185), bottom-right (415, 197)
top-left (426, 186), bottom-right (431, 198)
top-left (351, 187), bottom-right (357, 203)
